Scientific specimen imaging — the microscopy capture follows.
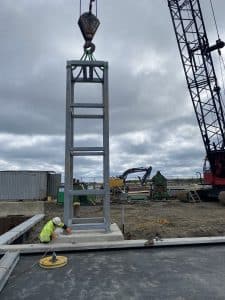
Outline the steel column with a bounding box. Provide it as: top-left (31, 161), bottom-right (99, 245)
top-left (102, 62), bottom-right (110, 231)
top-left (64, 65), bottom-right (73, 224)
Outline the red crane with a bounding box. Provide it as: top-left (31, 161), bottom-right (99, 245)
top-left (168, 0), bottom-right (225, 199)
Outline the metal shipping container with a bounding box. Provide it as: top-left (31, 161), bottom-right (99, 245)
top-left (0, 171), bottom-right (61, 201)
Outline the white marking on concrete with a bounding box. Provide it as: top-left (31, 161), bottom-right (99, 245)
top-left (0, 214), bottom-right (45, 245)
top-left (0, 251), bottom-right (19, 292)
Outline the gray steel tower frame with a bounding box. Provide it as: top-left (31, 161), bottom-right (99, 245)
top-left (64, 59), bottom-right (110, 232)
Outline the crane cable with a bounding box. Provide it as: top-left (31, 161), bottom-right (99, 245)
top-left (209, 0), bottom-right (220, 40)
top-left (218, 56), bottom-right (225, 98)
top-left (209, 0), bottom-right (225, 103)
top-left (221, 55), bottom-right (225, 72)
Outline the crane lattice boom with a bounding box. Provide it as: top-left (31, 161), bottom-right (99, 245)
top-left (168, 0), bottom-right (225, 182)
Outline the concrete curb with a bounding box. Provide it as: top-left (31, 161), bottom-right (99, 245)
top-left (0, 251), bottom-right (19, 292)
top-left (153, 236), bottom-right (225, 246)
top-left (1, 236), bottom-right (225, 255)
top-left (0, 214), bottom-right (45, 245)
top-left (0, 240), bottom-right (148, 254)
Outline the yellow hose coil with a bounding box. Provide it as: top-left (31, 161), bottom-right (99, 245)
top-left (39, 255), bottom-right (68, 269)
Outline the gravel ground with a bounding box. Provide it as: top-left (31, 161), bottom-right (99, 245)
top-left (24, 199), bottom-right (225, 243)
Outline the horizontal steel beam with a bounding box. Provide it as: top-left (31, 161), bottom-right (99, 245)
top-left (72, 78), bottom-right (102, 83)
top-left (0, 214), bottom-right (45, 245)
top-left (67, 60), bottom-right (107, 67)
top-left (71, 223), bottom-right (107, 230)
top-left (72, 217), bottom-right (105, 224)
top-left (72, 114), bottom-right (103, 119)
top-left (0, 251), bottom-right (19, 292)
top-left (71, 151), bottom-right (104, 156)
top-left (71, 147), bottom-right (104, 152)
top-left (71, 103), bottom-right (104, 108)
top-left (70, 147), bottom-right (104, 156)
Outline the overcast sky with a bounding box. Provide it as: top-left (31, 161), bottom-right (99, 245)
top-left (0, 0), bottom-right (225, 181)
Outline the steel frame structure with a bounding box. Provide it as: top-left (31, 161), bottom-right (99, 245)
top-left (64, 59), bottom-right (110, 232)
top-left (168, 0), bottom-right (225, 176)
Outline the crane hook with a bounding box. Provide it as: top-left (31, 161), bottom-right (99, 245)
top-left (78, 0), bottom-right (100, 55)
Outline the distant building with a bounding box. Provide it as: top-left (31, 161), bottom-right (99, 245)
top-left (0, 171), bottom-right (61, 201)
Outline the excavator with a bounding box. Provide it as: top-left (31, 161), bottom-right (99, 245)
top-left (168, 0), bottom-right (225, 200)
top-left (109, 166), bottom-right (152, 195)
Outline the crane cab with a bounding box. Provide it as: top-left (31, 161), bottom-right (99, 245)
top-left (203, 152), bottom-right (225, 186)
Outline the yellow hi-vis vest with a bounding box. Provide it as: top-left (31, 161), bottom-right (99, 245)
top-left (39, 220), bottom-right (64, 243)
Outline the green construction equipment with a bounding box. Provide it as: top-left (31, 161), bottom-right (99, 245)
top-left (151, 171), bottom-right (168, 200)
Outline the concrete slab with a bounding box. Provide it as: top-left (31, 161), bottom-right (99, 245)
top-left (0, 201), bottom-right (44, 217)
top-left (53, 223), bottom-right (124, 244)
top-left (2, 246), bottom-right (225, 299)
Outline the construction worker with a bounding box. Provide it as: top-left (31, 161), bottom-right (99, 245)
top-left (39, 217), bottom-right (72, 243)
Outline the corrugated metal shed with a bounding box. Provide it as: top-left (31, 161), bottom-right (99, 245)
top-left (0, 171), bottom-right (61, 201)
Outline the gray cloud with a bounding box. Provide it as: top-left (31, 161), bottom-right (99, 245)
top-left (0, 0), bottom-right (224, 179)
